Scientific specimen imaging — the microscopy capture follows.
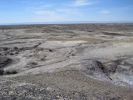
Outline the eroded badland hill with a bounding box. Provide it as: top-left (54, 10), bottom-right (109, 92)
top-left (0, 24), bottom-right (133, 100)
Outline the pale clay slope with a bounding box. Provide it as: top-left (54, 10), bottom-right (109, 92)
top-left (4, 37), bottom-right (133, 86)
top-left (14, 41), bottom-right (133, 85)
top-left (83, 42), bottom-right (133, 59)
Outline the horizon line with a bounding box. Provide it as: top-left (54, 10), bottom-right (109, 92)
top-left (0, 21), bottom-right (133, 26)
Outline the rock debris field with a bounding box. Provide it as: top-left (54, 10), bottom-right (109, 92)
top-left (0, 24), bottom-right (133, 100)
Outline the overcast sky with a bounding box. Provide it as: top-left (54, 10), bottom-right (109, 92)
top-left (0, 0), bottom-right (133, 24)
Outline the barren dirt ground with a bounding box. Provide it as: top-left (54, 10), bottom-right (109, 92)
top-left (0, 24), bottom-right (133, 100)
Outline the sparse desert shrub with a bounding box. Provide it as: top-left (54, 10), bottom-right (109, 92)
top-left (0, 57), bottom-right (12, 68)
top-left (3, 47), bottom-right (9, 51)
top-left (0, 69), bottom-right (4, 75)
top-left (30, 62), bottom-right (38, 65)
top-left (0, 68), bottom-right (17, 75)
top-left (4, 70), bottom-right (18, 75)
top-left (14, 47), bottom-right (19, 50)
top-left (26, 62), bottom-right (38, 68)
top-left (49, 49), bottom-right (53, 52)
